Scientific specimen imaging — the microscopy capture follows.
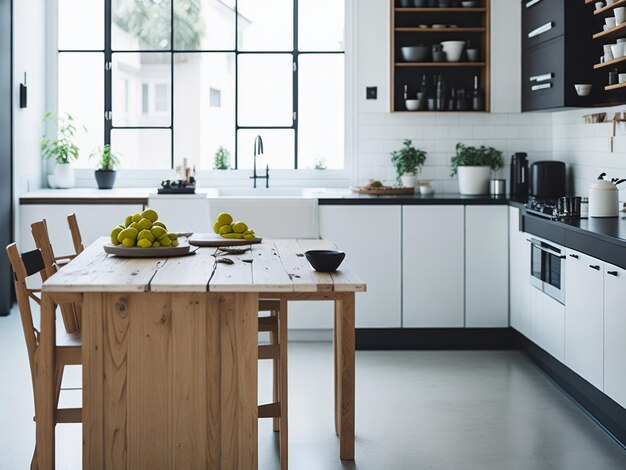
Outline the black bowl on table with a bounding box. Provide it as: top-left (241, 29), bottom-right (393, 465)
top-left (305, 250), bottom-right (346, 272)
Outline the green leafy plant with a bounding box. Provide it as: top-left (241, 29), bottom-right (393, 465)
top-left (450, 143), bottom-right (504, 177)
top-left (390, 139), bottom-right (427, 183)
top-left (213, 146), bottom-right (231, 170)
top-left (90, 144), bottom-right (121, 170)
top-left (40, 112), bottom-right (85, 164)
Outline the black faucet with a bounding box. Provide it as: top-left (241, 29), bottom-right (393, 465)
top-left (250, 135), bottom-right (269, 188)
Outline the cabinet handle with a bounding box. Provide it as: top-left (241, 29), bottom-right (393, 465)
top-left (569, 254), bottom-right (579, 259)
top-left (607, 271), bottom-right (618, 277)
top-left (531, 83), bottom-right (552, 91)
top-left (528, 22), bottom-right (554, 38)
top-left (530, 73), bottom-right (553, 83)
top-left (589, 265), bottom-right (601, 271)
top-left (526, 0), bottom-right (542, 7)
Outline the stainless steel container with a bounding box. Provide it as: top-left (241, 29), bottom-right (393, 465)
top-left (557, 196), bottom-right (582, 218)
top-left (490, 179), bottom-right (506, 196)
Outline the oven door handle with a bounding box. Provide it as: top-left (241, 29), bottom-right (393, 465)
top-left (526, 239), bottom-right (566, 259)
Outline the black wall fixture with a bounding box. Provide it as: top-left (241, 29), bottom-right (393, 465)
top-left (19, 72), bottom-right (26, 108)
top-left (0, 0), bottom-right (13, 316)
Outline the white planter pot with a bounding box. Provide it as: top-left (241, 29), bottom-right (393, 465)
top-left (53, 163), bottom-right (75, 189)
top-left (457, 166), bottom-right (490, 195)
top-left (400, 173), bottom-right (418, 188)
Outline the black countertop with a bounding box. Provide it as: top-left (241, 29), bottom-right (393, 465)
top-left (318, 192), bottom-right (511, 205)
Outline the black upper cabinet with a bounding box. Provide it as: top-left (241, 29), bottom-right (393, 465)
top-left (521, 0), bottom-right (601, 111)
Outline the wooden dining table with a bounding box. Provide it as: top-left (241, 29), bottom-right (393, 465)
top-left (37, 237), bottom-right (365, 469)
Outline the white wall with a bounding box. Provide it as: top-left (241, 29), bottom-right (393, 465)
top-left (553, 105), bottom-right (626, 201)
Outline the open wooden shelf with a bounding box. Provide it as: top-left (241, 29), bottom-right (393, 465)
top-left (593, 0), bottom-right (626, 15)
top-left (594, 55), bottom-right (626, 69)
top-left (395, 27), bottom-right (486, 32)
top-left (593, 21), bottom-right (626, 40)
top-left (394, 7), bottom-right (487, 12)
top-left (605, 82), bottom-right (626, 91)
top-left (396, 61), bottom-right (486, 67)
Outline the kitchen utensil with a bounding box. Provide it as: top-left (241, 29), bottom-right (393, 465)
top-left (466, 48), bottom-right (479, 61)
top-left (603, 44), bottom-right (614, 61)
top-left (189, 233), bottom-right (263, 247)
top-left (462, 1), bottom-right (479, 6)
top-left (490, 179), bottom-right (506, 196)
top-left (413, 0), bottom-right (427, 6)
top-left (595, 1), bottom-right (604, 9)
top-left (615, 6), bottom-right (626, 24)
top-left (510, 152), bottom-right (529, 197)
top-left (611, 43), bottom-right (625, 59)
top-left (432, 45), bottom-right (447, 61)
top-left (406, 99), bottom-right (420, 111)
top-left (103, 243), bottom-right (193, 257)
top-left (419, 181), bottom-right (434, 195)
top-left (432, 24), bottom-right (447, 29)
top-left (401, 45), bottom-right (429, 62)
top-left (606, 17), bottom-right (617, 29)
top-left (441, 41), bottom-right (465, 62)
top-left (398, 0), bottom-right (412, 6)
top-left (530, 161), bottom-right (566, 199)
top-left (556, 196), bottom-right (582, 218)
top-left (305, 250), bottom-right (346, 272)
top-left (589, 173), bottom-right (619, 217)
top-left (574, 84), bottom-right (592, 96)
top-left (619, 73), bottom-right (626, 83)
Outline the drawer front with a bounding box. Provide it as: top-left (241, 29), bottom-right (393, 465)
top-left (522, 0), bottom-right (564, 50)
top-left (522, 36), bottom-right (564, 111)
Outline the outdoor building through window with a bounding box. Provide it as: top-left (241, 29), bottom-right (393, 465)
top-left (56, 0), bottom-right (346, 170)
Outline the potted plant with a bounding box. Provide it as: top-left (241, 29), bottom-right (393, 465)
top-left (450, 143), bottom-right (504, 195)
top-left (390, 139), bottom-right (427, 187)
top-left (90, 144), bottom-right (121, 189)
top-left (41, 112), bottom-right (85, 189)
top-left (213, 146), bottom-right (231, 170)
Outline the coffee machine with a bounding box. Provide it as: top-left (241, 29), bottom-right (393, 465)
top-left (510, 152), bottom-right (529, 197)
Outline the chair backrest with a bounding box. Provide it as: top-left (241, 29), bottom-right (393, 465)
top-left (5, 243), bottom-right (44, 383)
top-left (67, 213), bottom-right (84, 255)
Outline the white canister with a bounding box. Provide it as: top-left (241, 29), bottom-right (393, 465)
top-left (589, 179), bottom-right (619, 217)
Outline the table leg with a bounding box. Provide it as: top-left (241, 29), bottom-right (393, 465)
top-left (335, 293), bottom-right (355, 461)
top-left (35, 294), bottom-right (56, 469)
top-left (333, 300), bottom-right (340, 437)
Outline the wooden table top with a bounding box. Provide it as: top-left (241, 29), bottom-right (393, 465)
top-left (42, 237), bottom-right (366, 294)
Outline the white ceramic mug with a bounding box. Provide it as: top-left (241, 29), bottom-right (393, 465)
top-left (606, 17), bottom-right (617, 29)
top-left (596, 1), bottom-right (604, 9)
top-left (607, 0), bottom-right (616, 5)
top-left (615, 7), bottom-right (625, 24)
top-left (618, 73), bottom-right (626, 83)
top-left (611, 43), bottom-right (625, 59)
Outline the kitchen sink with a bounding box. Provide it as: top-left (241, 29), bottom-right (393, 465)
top-left (215, 187), bottom-right (324, 198)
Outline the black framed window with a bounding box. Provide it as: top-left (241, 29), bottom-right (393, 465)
top-left (57, 0), bottom-right (346, 170)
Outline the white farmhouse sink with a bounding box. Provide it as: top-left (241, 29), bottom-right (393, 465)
top-left (216, 187), bottom-right (324, 198)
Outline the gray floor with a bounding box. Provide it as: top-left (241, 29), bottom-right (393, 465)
top-left (1, 307), bottom-right (625, 470)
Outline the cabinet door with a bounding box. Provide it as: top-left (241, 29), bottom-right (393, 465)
top-left (542, 294), bottom-right (565, 362)
top-left (319, 205), bottom-right (402, 328)
top-left (20, 204), bottom-right (145, 254)
top-left (465, 206), bottom-right (509, 327)
top-left (510, 211), bottom-right (531, 335)
top-left (522, 36), bottom-right (564, 111)
top-left (403, 206), bottom-right (464, 327)
top-left (517, 231), bottom-right (532, 337)
top-left (521, 0), bottom-right (564, 51)
top-left (604, 264), bottom-right (626, 408)
top-left (565, 249), bottom-right (604, 390)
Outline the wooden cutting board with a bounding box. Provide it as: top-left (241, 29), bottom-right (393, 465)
top-left (103, 243), bottom-right (193, 258)
top-left (189, 233), bottom-right (263, 247)
top-left (351, 186), bottom-right (415, 195)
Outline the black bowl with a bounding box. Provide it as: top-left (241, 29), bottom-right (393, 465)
top-left (305, 250), bottom-right (346, 272)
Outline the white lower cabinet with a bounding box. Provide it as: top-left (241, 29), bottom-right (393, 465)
top-left (565, 249), bottom-right (604, 390)
top-left (403, 205), bottom-right (464, 327)
top-left (465, 206), bottom-right (509, 327)
top-left (528, 283), bottom-right (565, 361)
top-left (509, 222), bottom-right (531, 337)
top-left (604, 263), bottom-right (626, 408)
top-left (319, 205), bottom-right (402, 328)
top-left (20, 204), bottom-right (144, 254)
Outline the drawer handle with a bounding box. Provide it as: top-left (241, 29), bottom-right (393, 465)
top-left (569, 254), bottom-right (579, 259)
top-left (607, 270), bottom-right (618, 277)
top-left (531, 83), bottom-right (552, 91)
top-left (530, 73), bottom-right (553, 83)
top-left (589, 265), bottom-right (601, 271)
top-left (526, 0), bottom-right (542, 7)
top-left (528, 22), bottom-right (554, 38)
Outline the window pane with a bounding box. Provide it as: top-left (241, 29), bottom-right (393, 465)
top-left (238, 0), bottom-right (293, 51)
top-left (237, 129), bottom-right (294, 170)
top-left (174, 53), bottom-right (235, 169)
top-left (58, 53), bottom-right (104, 169)
top-left (238, 54), bottom-right (292, 127)
top-left (58, 0), bottom-right (104, 50)
top-left (298, 54), bottom-right (344, 169)
top-left (174, 0), bottom-right (234, 50)
top-left (112, 53), bottom-right (171, 126)
top-left (112, 0), bottom-right (172, 50)
top-left (111, 129), bottom-right (171, 168)
top-left (298, 0), bottom-right (344, 51)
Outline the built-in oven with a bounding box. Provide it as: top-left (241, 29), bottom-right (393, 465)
top-left (528, 237), bottom-right (565, 304)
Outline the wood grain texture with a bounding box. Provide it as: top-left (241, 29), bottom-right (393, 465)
top-left (273, 239), bottom-right (332, 292)
top-left (150, 248), bottom-right (215, 292)
top-left (250, 241), bottom-right (294, 292)
top-left (337, 293), bottom-right (356, 461)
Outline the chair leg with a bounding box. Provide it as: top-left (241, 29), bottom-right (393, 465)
top-left (31, 445), bottom-right (38, 470)
top-left (270, 309), bottom-right (279, 432)
top-left (278, 299), bottom-right (288, 470)
top-left (54, 363), bottom-right (64, 408)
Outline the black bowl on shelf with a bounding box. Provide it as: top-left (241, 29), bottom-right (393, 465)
top-left (401, 45), bottom-right (430, 62)
top-left (305, 250), bottom-right (346, 272)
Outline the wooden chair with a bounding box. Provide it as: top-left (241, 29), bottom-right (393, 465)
top-left (31, 220), bottom-right (81, 333)
top-left (66, 213), bottom-right (84, 255)
top-left (6, 243), bottom-right (82, 470)
top-left (258, 298), bottom-right (288, 469)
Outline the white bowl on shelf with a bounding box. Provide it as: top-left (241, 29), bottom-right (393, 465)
top-left (441, 41), bottom-right (465, 62)
top-left (405, 99), bottom-right (420, 111)
top-left (574, 84), bottom-right (592, 96)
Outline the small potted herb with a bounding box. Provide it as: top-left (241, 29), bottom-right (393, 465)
top-left (390, 139), bottom-right (427, 187)
top-left (90, 144), bottom-right (121, 189)
top-left (213, 146), bottom-right (231, 170)
top-left (450, 143), bottom-right (503, 195)
top-left (41, 112), bottom-right (85, 188)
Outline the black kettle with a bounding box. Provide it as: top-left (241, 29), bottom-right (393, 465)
top-left (510, 153), bottom-right (529, 197)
